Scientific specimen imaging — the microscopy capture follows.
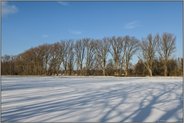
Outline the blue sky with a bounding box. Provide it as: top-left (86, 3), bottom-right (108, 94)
top-left (2, 1), bottom-right (183, 62)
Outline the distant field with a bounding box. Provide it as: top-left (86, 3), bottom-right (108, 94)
top-left (1, 76), bottom-right (183, 122)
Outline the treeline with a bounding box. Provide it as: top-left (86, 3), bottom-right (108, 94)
top-left (1, 33), bottom-right (183, 76)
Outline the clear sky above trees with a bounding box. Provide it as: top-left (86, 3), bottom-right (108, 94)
top-left (2, 1), bottom-right (182, 60)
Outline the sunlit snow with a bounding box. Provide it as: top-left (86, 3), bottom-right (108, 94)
top-left (1, 76), bottom-right (183, 122)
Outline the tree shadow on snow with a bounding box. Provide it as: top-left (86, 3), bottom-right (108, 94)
top-left (2, 79), bottom-right (183, 122)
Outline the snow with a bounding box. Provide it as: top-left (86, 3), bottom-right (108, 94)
top-left (1, 76), bottom-right (183, 122)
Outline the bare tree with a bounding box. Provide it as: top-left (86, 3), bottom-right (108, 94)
top-left (157, 33), bottom-right (176, 76)
top-left (139, 34), bottom-right (158, 76)
top-left (67, 41), bottom-right (74, 75)
top-left (109, 36), bottom-right (124, 75)
top-left (48, 42), bottom-right (64, 75)
top-left (95, 38), bottom-right (110, 76)
top-left (123, 36), bottom-right (139, 76)
top-left (85, 39), bottom-right (96, 75)
top-left (39, 44), bottom-right (52, 75)
top-left (1, 55), bottom-right (15, 75)
top-left (62, 41), bottom-right (73, 75)
top-left (74, 39), bottom-right (86, 75)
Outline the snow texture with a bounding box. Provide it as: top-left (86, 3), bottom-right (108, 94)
top-left (1, 76), bottom-right (183, 122)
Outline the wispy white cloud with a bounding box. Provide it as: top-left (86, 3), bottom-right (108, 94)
top-left (2, 2), bottom-right (18, 16)
top-left (124, 21), bottom-right (141, 29)
top-left (42, 34), bottom-right (49, 38)
top-left (68, 30), bottom-right (82, 35)
top-left (58, 2), bottom-right (69, 6)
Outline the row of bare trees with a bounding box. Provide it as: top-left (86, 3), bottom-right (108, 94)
top-left (1, 33), bottom-right (183, 76)
top-left (139, 33), bottom-right (177, 76)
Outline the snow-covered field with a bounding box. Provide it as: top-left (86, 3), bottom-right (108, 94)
top-left (1, 76), bottom-right (183, 122)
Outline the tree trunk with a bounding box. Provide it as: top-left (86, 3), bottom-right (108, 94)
top-left (125, 69), bottom-right (128, 77)
top-left (80, 64), bottom-right (83, 75)
top-left (102, 68), bottom-right (105, 76)
top-left (164, 63), bottom-right (167, 76)
top-left (115, 60), bottom-right (119, 76)
top-left (125, 64), bottom-right (128, 77)
top-left (148, 68), bottom-right (152, 77)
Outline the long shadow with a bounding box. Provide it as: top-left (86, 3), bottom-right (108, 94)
top-left (2, 77), bottom-right (182, 122)
top-left (2, 83), bottom-right (142, 122)
top-left (130, 82), bottom-right (182, 122)
top-left (2, 77), bottom-right (144, 91)
top-left (158, 100), bottom-right (183, 121)
top-left (99, 94), bottom-right (127, 122)
top-left (131, 95), bottom-right (160, 121)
